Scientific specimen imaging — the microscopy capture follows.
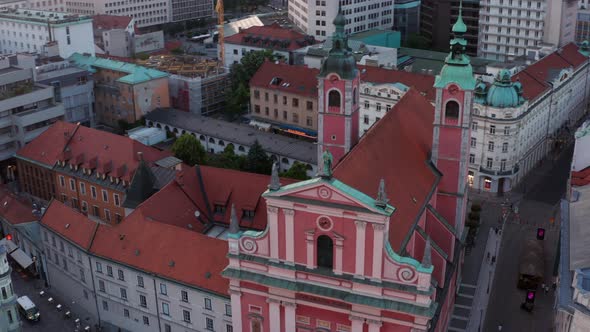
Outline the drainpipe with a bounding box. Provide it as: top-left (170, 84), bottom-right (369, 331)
top-left (152, 276), bottom-right (162, 332)
top-left (87, 255), bottom-right (101, 327)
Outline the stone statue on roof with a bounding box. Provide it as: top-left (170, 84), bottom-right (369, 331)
top-left (268, 162), bottom-right (281, 191)
top-left (321, 150), bottom-right (333, 178)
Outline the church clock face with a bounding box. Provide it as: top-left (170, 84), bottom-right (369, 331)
top-left (317, 216), bottom-right (333, 231)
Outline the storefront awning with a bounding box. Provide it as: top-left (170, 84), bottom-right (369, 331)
top-left (10, 249), bottom-right (33, 269)
top-left (0, 238), bottom-right (17, 253)
top-left (249, 120), bottom-right (271, 130)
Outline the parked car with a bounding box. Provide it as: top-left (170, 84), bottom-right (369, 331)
top-left (17, 296), bottom-right (40, 321)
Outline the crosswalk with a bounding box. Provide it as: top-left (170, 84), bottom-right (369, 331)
top-left (447, 283), bottom-right (477, 332)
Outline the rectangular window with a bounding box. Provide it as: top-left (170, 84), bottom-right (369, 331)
top-left (59, 175), bottom-right (65, 187)
top-left (206, 317), bottom-right (213, 330)
top-left (488, 141), bottom-right (494, 152)
top-left (124, 309), bottom-right (130, 318)
top-left (283, 96), bottom-right (287, 105)
top-left (69, 179), bottom-right (76, 191)
top-left (102, 300), bottom-right (108, 311)
top-left (120, 288), bottom-right (127, 300)
top-left (470, 137), bottom-right (476, 148)
top-left (60, 241), bottom-right (64, 252)
top-left (225, 303), bottom-right (232, 316)
top-left (101, 190), bottom-right (108, 202)
top-left (116, 214), bottom-right (122, 224)
top-left (113, 194), bottom-right (120, 206)
top-left (105, 209), bottom-right (111, 222)
top-left (471, 121), bottom-right (478, 131)
top-left (96, 262), bottom-right (102, 273)
top-left (160, 283), bottom-right (167, 295)
top-left (181, 290), bottom-right (188, 302)
top-left (107, 266), bottom-right (113, 277)
top-left (486, 158), bottom-right (493, 168)
top-left (68, 246), bottom-right (73, 257)
top-left (306, 101), bottom-right (313, 110)
top-left (364, 115), bottom-right (369, 124)
top-left (71, 198), bottom-right (79, 210)
top-left (92, 206), bottom-right (100, 217)
top-left (469, 154), bottom-right (475, 164)
top-left (227, 326), bottom-right (233, 332)
top-left (77, 251), bottom-right (82, 263)
top-left (91, 186), bottom-right (97, 199)
top-left (137, 276), bottom-right (144, 288)
top-left (118, 269), bottom-right (124, 281)
top-left (376, 103), bottom-right (382, 111)
top-left (502, 142), bottom-right (509, 153)
top-left (81, 201), bottom-right (88, 212)
top-left (99, 280), bottom-right (105, 292)
top-left (162, 302), bottom-right (170, 315)
top-left (504, 126), bottom-right (510, 135)
top-left (205, 298), bottom-right (212, 310)
top-left (253, 90), bottom-right (260, 99)
top-left (490, 125), bottom-right (496, 134)
top-left (80, 268), bottom-right (85, 283)
top-left (165, 324), bottom-right (171, 332)
top-left (500, 159), bottom-right (507, 171)
top-left (292, 98), bottom-right (299, 107)
top-left (143, 316), bottom-right (149, 325)
top-left (140, 294), bottom-right (147, 308)
top-left (79, 182), bottom-right (86, 195)
top-left (183, 310), bottom-right (191, 323)
top-left (63, 258), bottom-right (68, 271)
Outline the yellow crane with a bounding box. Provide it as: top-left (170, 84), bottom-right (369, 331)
top-left (215, 0), bottom-right (224, 65)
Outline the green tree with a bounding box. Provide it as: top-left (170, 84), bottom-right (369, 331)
top-left (280, 161), bottom-right (311, 180)
top-left (243, 140), bottom-right (272, 175)
top-left (172, 134), bottom-right (207, 166)
top-left (219, 143), bottom-right (245, 170)
top-left (404, 33), bottom-right (431, 50)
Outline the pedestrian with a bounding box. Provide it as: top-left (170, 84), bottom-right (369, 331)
top-left (541, 283), bottom-right (546, 291)
top-left (545, 286), bottom-right (549, 294)
top-left (498, 323), bottom-right (503, 331)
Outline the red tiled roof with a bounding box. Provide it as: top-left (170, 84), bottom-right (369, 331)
top-left (17, 121), bottom-right (171, 182)
top-left (93, 15), bottom-right (133, 31)
top-left (90, 209), bottom-right (229, 296)
top-left (359, 65), bottom-right (436, 101)
top-left (558, 43), bottom-right (588, 69)
top-left (512, 70), bottom-right (548, 102)
top-left (16, 121), bottom-right (77, 166)
top-left (334, 88), bottom-right (438, 250)
top-left (250, 61), bottom-right (319, 99)
top-left (40, 200), bottom-right (98, 249)
top-left (571, 166), bottom-right (590, 187)
top-left (0, 187), bottom-right (36, 225)
top-left (225, 23), bottom-right (315, 52)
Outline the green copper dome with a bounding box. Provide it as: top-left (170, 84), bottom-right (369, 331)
top-left (333, 10), bottom-right (346, 26)
top-left (452, 15), bottom-right (467, 34)
top-left (486, 70), bottom-right (523, 108)
top-left (318, 5), bottom-right (358, 79)
top-left (474, 79), bottom-right (487, 104)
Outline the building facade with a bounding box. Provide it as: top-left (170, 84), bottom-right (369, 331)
top-left (69, 53), bottom-right (169, 128)
top-left (0, 53), bottom-right (65, 161)
top-left (249, 61), bottom-right (319, 136)
top-left (288, 0), bottom-right (394, 39)
top-left (0, 9), bottom-right (94, 58)
top-left (0, 243), bottom-right (20, 332)
top-left (393, 0), bottom-right (420, 43)
top-left (576, 9), bottom-right (590, 42)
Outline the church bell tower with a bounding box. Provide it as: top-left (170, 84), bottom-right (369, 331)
top-left (317, 6), bottom-right (360, 167)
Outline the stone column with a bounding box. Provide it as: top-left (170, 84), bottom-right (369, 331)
top-left (283, 301), bottom-right (297, 331)
top-left (268, 206), bottom-right (279, 261)
top-left (334, 237), bottom-right (344, 275)
top-left (283, 209), bottom-right (295, 264)
top-left (355, 220), bottom-right (367, 277)
top-left (229, 290), bottom-right (242, 332)
top-left (372, 223), bottom-right (385, 280)
top-left (368, 319), bottom-right (382, 332)
top-left (306, 231), bottom-right (315, 269)
top-left (350, 315), bottom-right (365, 332)
top-left (268, 298), bottom-right (281, 332)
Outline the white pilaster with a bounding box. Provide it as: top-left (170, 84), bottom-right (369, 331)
top-left (350, 315), bottom-right (365, 332)
top-left (355, 220), bottom-right (367, 277)
top-left (268, 206), bottom-right (279, 261)
top-left (283, 301), bottom-right (297, 331)
top-left (368, 319), bottom-right (382, 332)
top-left (268, 298), bottom-right (281, 332)
top-left (372, 223), bottom-right (385, 280)
top-left (229, 290), bottom-right (243, 332)
top-left (306, 231), bottom-right (315, 269)
top-left (334, 237), bottom-right (344, 275)
top-left (283, 209), bottom-right (295, 264)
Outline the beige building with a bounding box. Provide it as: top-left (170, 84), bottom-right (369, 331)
top-left (249, 61), bottom-right (319, 136)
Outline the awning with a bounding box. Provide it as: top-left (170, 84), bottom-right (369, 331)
top-left (249, 120), bottom-right (271, 130)
top-left (0, 238), bottom-right (17, 253)
top-left (10, 249), bottom-right (33, 269)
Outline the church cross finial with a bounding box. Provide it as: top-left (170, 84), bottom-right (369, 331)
top-left (268, 162), bottom-right (281, 191)
top-left (229, 203), bottom-right (239, 234)
top-left (422, 237), bottom-right (432, 268)
top-left (375, 178), bottom-right (389, 208)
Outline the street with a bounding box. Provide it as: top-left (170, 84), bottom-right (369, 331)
top-left (10, 267), bottom-right (87, 332)
top-left (483, 144), bottom-right (574, 331)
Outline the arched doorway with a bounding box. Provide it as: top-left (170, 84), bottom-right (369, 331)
top-left (316, 235), bottom-right (333, 269)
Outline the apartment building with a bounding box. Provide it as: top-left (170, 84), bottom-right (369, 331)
top-left (0, 9), bottom-right (94, 58)
top-left (0, 0), bottom-right (64, 12)
top-left (69, 53), bottom-right (169, 128)
top-left (478, 0), bottom-right (578, 61)
top-left (288, 0), bottom-right (394, 39)
top-left (15, 121), bottom-right (176, 222)
top-left (0, 53), bottom-right (65, 161)
top-left (576, 7), bottom-right (590, 42)
top-left (224, 23), bottom-right (315, 67)
top-left (249, 61), bottom-right (319, 136)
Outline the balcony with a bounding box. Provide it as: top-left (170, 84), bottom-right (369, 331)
top-left (479, 164), bottom-right (520, 177)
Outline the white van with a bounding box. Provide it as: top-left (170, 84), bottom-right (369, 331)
top-left (16, 296), bottom-right (40, 321)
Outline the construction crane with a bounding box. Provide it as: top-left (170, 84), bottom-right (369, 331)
top-left (215, 0), bottom-right (224, 65)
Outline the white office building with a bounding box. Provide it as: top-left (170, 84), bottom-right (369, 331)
top-left (478, 0), bottom-right (578, 61)
top-left (359, 81), bottom-right (408, 136)
top-left (0, 9), bottom-right (94, 58)
top-left (288, 0), bottom-right (394, 39)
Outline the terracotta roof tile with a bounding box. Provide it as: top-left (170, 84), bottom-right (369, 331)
top-left (558, 43), bottom-right (588, 69)
top-left (359, 65), bottom-right (436, 101)
top-left (225, 23), bottom-right (315, 52)
top-left (16, 121), bottom-right (77, 166)
top-left (40, 200), bottom-right (98, 249)
top-left (250, 61), bottom-right (319, 99)
top-left (90, 209), bottom-right (229, 296)
top-left (333, 88), bottom-right (438, 250)
top-left (571, 166), bottom-right (590, 187)
top-left (0, 187), bottom-right (36, 225)
top-left (93, 15), bottom-right (133, 31)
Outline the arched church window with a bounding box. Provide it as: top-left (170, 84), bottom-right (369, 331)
top-left (328, 90), bottom-right (341, 108)
top-left (317, 235), bottom-right (334, 269)
top-left (445, 100), bottom-right (460, 121)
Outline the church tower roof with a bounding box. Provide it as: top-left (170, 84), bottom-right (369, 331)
top-left (318, 4), bottom-right (358, 80)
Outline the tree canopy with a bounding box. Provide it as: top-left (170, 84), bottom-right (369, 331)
top-left (171, 133), bottom-right (207, 166)
top-left (243, 140), bottom-right (273, 175)
top-left (280, 161), bottom-right (311, 180)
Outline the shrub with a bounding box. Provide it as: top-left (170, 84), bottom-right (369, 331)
top-left (471, 203), bottom-right (482, 212)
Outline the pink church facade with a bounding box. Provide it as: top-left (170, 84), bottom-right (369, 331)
top-left (224, 7), bottom-right (476, 332)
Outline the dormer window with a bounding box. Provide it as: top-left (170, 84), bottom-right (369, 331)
top-left (242, 210), bottom-right (255, 219)
top-left (214, 204), bottom-right (226, 214)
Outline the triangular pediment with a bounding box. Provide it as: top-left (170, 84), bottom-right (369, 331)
top-left (263, 177), bottom-right (394, 216)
